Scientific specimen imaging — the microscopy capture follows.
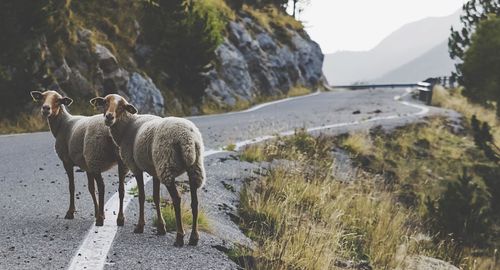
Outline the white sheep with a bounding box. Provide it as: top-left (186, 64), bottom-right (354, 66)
top-left (30, 90), bottom-right (128, 226)
top-left (90, 94), bottom-right (206, 246)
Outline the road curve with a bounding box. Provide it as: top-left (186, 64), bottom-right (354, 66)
top-left (0, 88), bottom-right (436, 269)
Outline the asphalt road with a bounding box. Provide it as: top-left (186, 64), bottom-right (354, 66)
top-left (0, 88), bottom-right (440, 269)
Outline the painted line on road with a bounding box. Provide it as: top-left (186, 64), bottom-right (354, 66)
top-left (68, 88), bottom-right (427, 270)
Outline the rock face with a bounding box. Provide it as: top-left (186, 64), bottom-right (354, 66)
top-left (204, 15), bottom-right (324, 108)
top-left (126, 72), bottom-right (164, 115)
top-left (26, 15), bottom-right (323, 116)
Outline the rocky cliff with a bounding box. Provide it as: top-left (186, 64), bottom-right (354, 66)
top-left (0, 2), bottom-right (324, 117)
top-left (204, 15), bottom-right (324, 110)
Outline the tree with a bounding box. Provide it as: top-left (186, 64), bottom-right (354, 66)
top-left (141, 0), bottom-right (224, 101)
top-left (289, 0), bottom-right (310, 18)
top-left (448, 0), bottom-right (500, 83)
top-left (460, 15), bottom-right (500, 116)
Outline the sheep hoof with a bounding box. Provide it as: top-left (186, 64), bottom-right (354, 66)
top-left (157, 225), bottom-right (166, 235)
top-left (173, 233), bottom-right (184, 247)
top-left (188, 237), bottom-right (199, 246)
top-left (64, 211), bottom-right (75, 220)
top-left (116, 217), bottom-right (125, 226)
top-left (133, 225), bottom-right (144, 234)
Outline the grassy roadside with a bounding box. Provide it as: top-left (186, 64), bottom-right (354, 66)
top-left (0, 113), bottom-right (48, 134)
top-left (201, 86), bottom-right (314, 115)
top-left (234, 113), bottom-right (500, 269)
top-left (432, 86), bottom-right (499, 144)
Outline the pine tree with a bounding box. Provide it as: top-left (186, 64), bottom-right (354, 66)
top-left (449, 0), bottom-right (500, 82)
top-left (141, 0), bottom-right (224, 101)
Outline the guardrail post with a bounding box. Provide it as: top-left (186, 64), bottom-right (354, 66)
top-left (417, 82), bottom-right (432, 105)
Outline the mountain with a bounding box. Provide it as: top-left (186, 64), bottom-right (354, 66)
top-left (323, 10), bottom-right (461, 85)
top-left (375, 41), bottom-right (454, 83)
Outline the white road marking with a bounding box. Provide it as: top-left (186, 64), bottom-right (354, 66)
top-left (68, 88), bottom-right (428, 270)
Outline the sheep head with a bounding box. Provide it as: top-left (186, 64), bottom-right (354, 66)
top-left (30, 90), bottom-right (73, 118)
top-left (90, 94), bottom-right (137, 127)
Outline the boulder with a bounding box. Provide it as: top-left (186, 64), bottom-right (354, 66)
top-left (126, 72), bottom-right (164, 115)
top-left (405, 256), bottom-right (459, 270)
top-left (94, 43), bottom-right (129, 95)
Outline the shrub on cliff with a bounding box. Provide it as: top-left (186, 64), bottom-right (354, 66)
top-left (425, 168), bottom-right (492, 246)
top-left (141, 0), bottom-right (225, 101)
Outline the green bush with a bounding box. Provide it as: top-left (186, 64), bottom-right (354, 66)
top-left (471, 115), bottom-right (500, 162)
top-left (141, 0), bottom-right (225, 101)
top-left (425, 168), bottom-right (492, 246)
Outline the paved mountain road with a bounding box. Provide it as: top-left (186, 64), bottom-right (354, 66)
top-left (0, 88), bottom-right (443, 269)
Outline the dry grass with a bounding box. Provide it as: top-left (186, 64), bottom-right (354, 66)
top-left (340, 132), bottom-right (373, 157)
top-left (196, 0), bottom-right (236, 21)
top-left (153, 202), bottom-right (210, 233)
top-left (224, 143), bottom-right (236, 151)
top-left (237, 120), bottom-right (500, 269)
top-left (240, 144), bottom-right (265, 163)
top-left (0, 113), bottom-right (48, 134)
top-left (201, 97), bottom-right (252, 115)
top-left (432, 86), bottom-right (499, 144)
top-left (239, 151), bottom-right (424, 269)
top-left (243, 5), bottom-right (303, 32)
top-left (339, 118), bottom-right (500, 268)
top-left (287, 86), bottom-right (311, 97)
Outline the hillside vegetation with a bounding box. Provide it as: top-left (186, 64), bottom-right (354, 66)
top-left (234, 104), bottom-right (500, 269)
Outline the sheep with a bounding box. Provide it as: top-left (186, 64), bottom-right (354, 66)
top-left (90, 94), bottom-right (206, 246)
top-left (30, 90), bottom-right (128, 226)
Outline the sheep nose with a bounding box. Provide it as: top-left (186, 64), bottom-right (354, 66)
top-left (105, 113), bottom-right (114, 120)
top-left (42, 105), bottom-right (50, 111)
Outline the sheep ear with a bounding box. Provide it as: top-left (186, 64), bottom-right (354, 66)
top-left (124, 104), bottom-right (138, 114)
top-left (90, 97), bottom-right (105, 108)
top-left (59, 97), bottom-right (73, 106)
top-left (30, 91), bottom-right (43, 102)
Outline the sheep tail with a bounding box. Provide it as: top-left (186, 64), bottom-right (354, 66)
top-left (183, 138), bottom-right (206, 189)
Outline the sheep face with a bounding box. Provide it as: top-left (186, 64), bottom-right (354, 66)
top-left (30, 90), bottom-right (73, 118)
top-left (90, 94), bottom-right (138, 127)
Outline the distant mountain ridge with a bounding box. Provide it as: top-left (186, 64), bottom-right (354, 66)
top-left (323, 10), bottom-right (461, 85)
top-left (375, 41), bottom-right (454, 83)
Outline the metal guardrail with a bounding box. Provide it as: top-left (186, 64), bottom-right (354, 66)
top-left (329, 83), bottom-right (419, 90)
top-left (329, 81), bottom-right (434, 105)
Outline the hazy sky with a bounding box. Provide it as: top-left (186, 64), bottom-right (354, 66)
top-left (299, 0), bottom-right (468, 54)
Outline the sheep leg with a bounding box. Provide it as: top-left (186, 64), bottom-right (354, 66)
top-left (95, 174), bottom-right (105, 226)
top-left (63, 163), bottom-right (75, 219)
top-left (188, 181), bottom-right (199, 246)
top-left (133, 172), bottom-right (145, 233)
top-left (86, 173), bottom-right (99, 220)
top-left (166, 183), bottom-right (184, 247)
top-left (153, 177), bottom-right (166, 235)
top-left (116, 161), bottom-right (127, 226)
